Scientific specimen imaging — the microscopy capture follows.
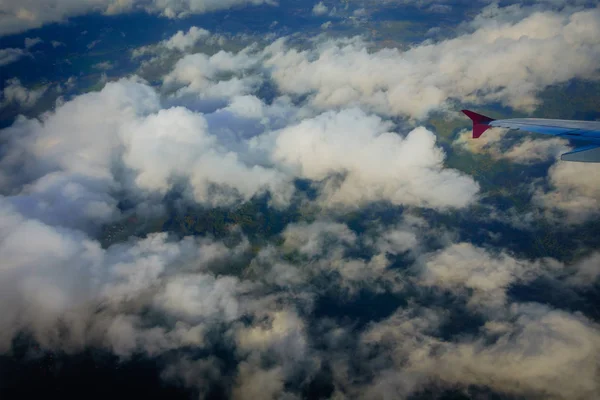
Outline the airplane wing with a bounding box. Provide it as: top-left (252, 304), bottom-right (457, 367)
top-left (462, 110), bottom-right (600, 163)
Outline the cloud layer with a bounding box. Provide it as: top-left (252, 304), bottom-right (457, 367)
top-left (0, 0), bottom-right (276, 36)
top-left (1, 2), bottom-right (599, 400)
top-left (264, 7), bottom-right (600, 118)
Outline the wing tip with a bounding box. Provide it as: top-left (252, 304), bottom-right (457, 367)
top-left (462, 110), bottom-right (495, 139)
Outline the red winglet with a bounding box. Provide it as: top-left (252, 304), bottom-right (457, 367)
top-left (462, 110), bottom-right (495, 139)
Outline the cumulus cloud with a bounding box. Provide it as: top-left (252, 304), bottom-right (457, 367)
top-left (4, 70), bottom-right (473, 227)
top-left (1, 3), bottom-right (599, 397)
top-left (242, 219), bottom-right (410, 294)
top-left (1, 78), bottom-right (48, 109)
top-left (0, 91), bottom-right (598, 396)
top-left (502, 137), bottom-right (571, 163)
top-left (236, 310), bottom-right (308, 362)
top-left (164, 26), bottom-right (211, 51)
top-left (423, 304), bottom-right (600, 400)
top-left (264, 7), bottom-right (600, 118)
top-left (233, 363), bottom-right (285, 400)
top-left (370, 214), bottom-right (426, 256)
top-left (321, 21), bottom-right (332, 29)
top-left (0, 77), bottom-right (159, 229)
top-left (87, 39), bottom-right (102, 50)
top-left (270, 108), bottom-right (479, 209)
top-left (163, 48), bottom-right (262, 99)
top-left (131, 26), bottom-right (228, 64)
top-left (148, 0), bottom-right (276, 18)
top-left (136, 5), bottom-right (600, 122)
top-left (224, 94), bottom-right (266, 119)
top-left (154, 274), bottom-right (245, 323)
top-left (0, 196), bottom-right (256, 356)
top-left (161, 357), bottom-right (222, 397)
top-left (419, 243), bottom-right (560, 310)
top-left (282, 221), bottom-right (357, 257)
top-left (0, 0), bottom-right (277, 36)
top-left (533, 161), bottom-right (600, 223)
top-left (0, 1), bottom-right (109, 36)
top-left (24, 37), bottom-right (43, 49)
top-left (272, 220), bottom-right (410, 292)
top-left (0, 77), bottom-right (296, 220)
top-left (454, 127), bottom-right (571, 164)
top-left (0, 199), bottom-right (103, 351)
top-left (467, 0), bottom-right (596, 29)
top-left (92, 61), bottom-right (114, 70)
top-left (312, 1), bottom-right (328, 15)
top-left (359, 302), bottom-right (600, 400)
top-left (234, 308), bottom-right (315, 400)
top-left (567, 252), bottom-right (600, 286)
top-left (0, 47), bottom-right (27, 66)
top-left (121, 106), bottom-right (294, 207)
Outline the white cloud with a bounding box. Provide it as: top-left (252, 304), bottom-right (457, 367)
top-left (3, 78), bottom-right (154, 164)
top-left (282, 221), bottom-right (357, 258)
top-left (24, 37), bottom-right (43, 49)
top-left (0, 198), bottom-right (103, 351)
top-left (87, 39), bottom-right (101, 49)
top-left (502, 138), bottom-right (571, 164)
top-left (236, 310), bottom-right (307, 359)
top-left (163, 49), bottom-right (262, 98)
top-left (0, 48), bottom-right (27, 66)
top-left (101, 233), bottom-right (196, 301)
top-left (164, 26), bottom-right (211, 51)
top-left (454, 127), bottom-right (571, 164)
top-left (359, 308), bottom-right (444, 398)
top-left (92, 61), bottom-right (114, 70)
top-left (567, 252), bottom-right (600, 286)
top-left (0, 195), bottom-right (256, 355)
top-left (372, 215), bottom-right (425, 256)
top-left (154, 274), bottom-right (243, 323)
top-left (1, 78), bottom-right (47, 109)
top-left (0, 1), bottom-right (98, 36)
top-left (419, 243), bottom-right (560, 311)
top-left (264, 7), bottom-right (600, 118)
top-left (131, 26), bottom-right (227, 62)
top-left (0, 77), bottom-right (160, 230)
top-left (234, 308), bottom-right (315, 394)
top-left (312, 1), bottom-right (328, 15)
top-left (271, 220), bottom-right (405, 292)
top-left (533, 161), bottom-right (600, 223)
top-left (120, 106), bottom-right (214, 193)
top-left (0, 5), bottom-right (598, 394)
top-left (428, 4), bottom-right (452, 13)
top-left (161, 357), bottom-right (222, 397)
top-left (426, 305), bottom-right (600, 400)
top-left (148, 0), bottom-right (276, 18)
top-left (467, 0), bottom-right (594, 30)
top-left (270, 108), bottom-right (479, 209)
top-left (7, 171), bottom-right (121, 232)
top-left (189, 150), bottom-right (293, 207)
top-left (121, 106), bottom-right (294, 207)
top-left (233, 363), bottom-right (285, 400)
top-left (1, 76), bottom-right (290, 218)
top-left (360, 303), bottom-right (600, 400)
top-left (0, 0), bottom-right (276, 36)
top-left (225, 95), bottom-right (266, 119)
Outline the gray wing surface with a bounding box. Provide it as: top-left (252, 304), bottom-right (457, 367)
top-left (490, 118), bottom-right (600, 142)
top-left (462, 110), bottom-right (600, 163)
